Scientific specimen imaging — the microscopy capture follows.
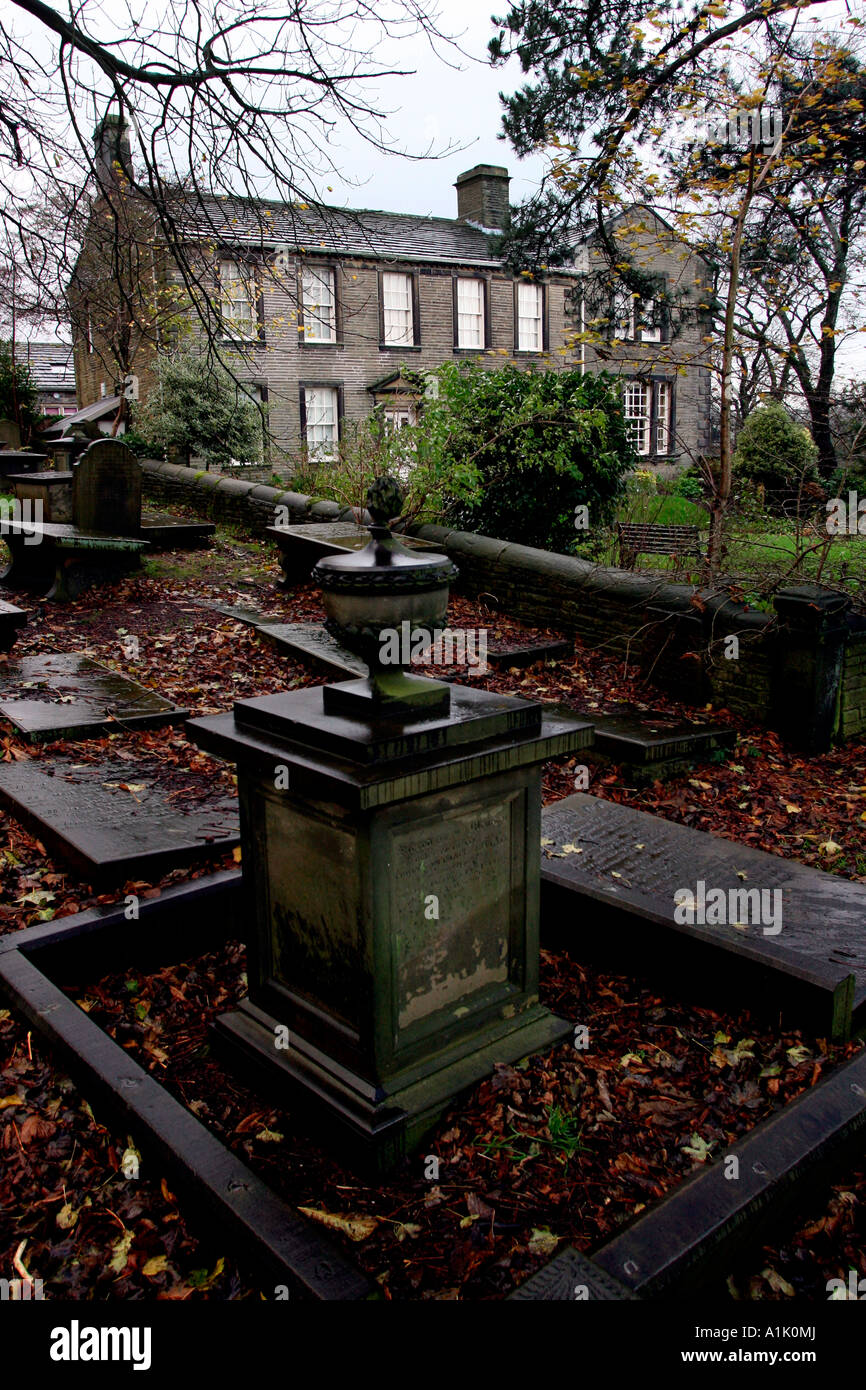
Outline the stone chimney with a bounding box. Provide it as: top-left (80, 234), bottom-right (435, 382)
top-left (454, 165), bottom-right (511, 231)
top-left (93, 112), bottom-right (133, 191)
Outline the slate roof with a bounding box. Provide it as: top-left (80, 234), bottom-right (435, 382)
top-left (179, 195), bottom-right (511, 268)
top-left (41, 395), bottom-right (123, 438)
top-left (14, 342), bottom-right (75, 393)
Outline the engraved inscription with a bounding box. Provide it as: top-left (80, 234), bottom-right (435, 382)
top-left (392, 801), bottom-right (512, 1029)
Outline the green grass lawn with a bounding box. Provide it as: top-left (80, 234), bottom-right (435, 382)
top-left (572, 494), bottom-right (866, 603)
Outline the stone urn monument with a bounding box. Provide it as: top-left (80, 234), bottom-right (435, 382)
top-left (188, 478), bottom-right (593, 1171)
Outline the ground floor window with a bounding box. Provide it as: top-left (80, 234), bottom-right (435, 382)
top-left (623, 378), bottom-right (674, 458)
top-left (302, 385), bottom-right (340, 460)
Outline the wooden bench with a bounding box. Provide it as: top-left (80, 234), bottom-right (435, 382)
top-left (617, 522), bottom-right (703, 571)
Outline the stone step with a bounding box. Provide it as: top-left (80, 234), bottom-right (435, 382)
top-left (540, 793), bottom-right (864, 1039)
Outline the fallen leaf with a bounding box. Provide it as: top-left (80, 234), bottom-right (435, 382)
top-left (298, 1207), bottom-right (380, 1242)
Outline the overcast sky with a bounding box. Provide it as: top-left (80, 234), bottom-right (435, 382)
top-left (293, 2), bottom-right (550, 219)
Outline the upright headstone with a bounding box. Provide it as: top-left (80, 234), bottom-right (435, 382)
top-left (0, 419), bottom-right (21, 450)
top-left (72, 438), bottom-right (141, 536)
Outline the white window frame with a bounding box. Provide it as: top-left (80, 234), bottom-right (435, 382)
top-left (383, 403), bottom-right (417, 429)
top-left (382, 273), bottom-right (414, 347)
top-left (456, 277), bottom-right (485, 349)
top-left (623, 380), bottom-right (651, 456)
top-left (612, 287), bottom-right (636, 341)
top-left (656, 380), bottom-right (671, 453)
top-left (301, 266), bottom-right (337, 344)
top-left (220, 259), bottom-right (257, 340)
top-left (516, 281), bottom-right (544, 351)
top-left (640, 299), bottom-right (662, 344)
top-left (303, 385), bottom-right (339, 460)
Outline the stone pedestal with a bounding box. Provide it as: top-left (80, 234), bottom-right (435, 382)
top-left (188, 686), bottom-right (593, 1171)
top-left (772, 584), bottom-right (851, 753)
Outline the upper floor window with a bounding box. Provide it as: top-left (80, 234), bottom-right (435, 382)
top-left (610, 287), bottom-right (663, 343)
top-left (381, 273), bottom-right (415, 347)
top-left (455, 277), bottom-right (485, 349)
top-left (516, 281), bottom-right (544, 351)
top-left (301, 266), bottom-right (337, 343)
top-left (220, 259), bottom-right (257, 339)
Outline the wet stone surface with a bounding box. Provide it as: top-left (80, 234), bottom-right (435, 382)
top-left (0, 654), bottom-right (188, 742)
top-left (0, 754), bottom-right (239, 881)
top-left (541, 793), bottom-right (866, 1007)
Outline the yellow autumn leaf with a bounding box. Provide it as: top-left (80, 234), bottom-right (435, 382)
top-left (527, 1228), bottom-right (560, 1257)
top-left (0, 1094), bottom-right (23, 1109)
top-left (109, 1229), bottom-right (135, 1274)
top-left (298, 1207), bottom-right (380, 1242)
top-left (143, 1255), bottom-right (170, 1278)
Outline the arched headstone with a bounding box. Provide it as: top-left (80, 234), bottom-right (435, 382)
top-left (73, 438), bottom-right (142, 536)
top-left (0, 419), bottom-right (21, 450)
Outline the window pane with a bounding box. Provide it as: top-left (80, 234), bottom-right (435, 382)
top-left (612, 288), bottom-right (635, 340)
top-left (382, 273), bottom-right (413, 346)
top-left (221, 260), bottom-right (255, 337)
top-left (304, 386), bottom-right (338, 458)
top-left (656, 381), bottom-right (671, 453)
top-left (517, 282), bottom-right (543, 351)
top-left (641, 299), bottom-right (662, 343)
top-left (623, 381), bottom-right (650, 455)
top-left (457, 278), bottom-right (484, 348)
top-left (302, 267), bottom-right (336, 342)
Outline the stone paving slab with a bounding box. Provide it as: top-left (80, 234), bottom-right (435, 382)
top-left (540, 793), bottom-right (863, 1038)
top-left (586, 706), bottom-right (736, 765)
top-left (256, 622), bottom-right (367, 681)
top-left (0, 757), bottom-right (239, 881)
top-left (140, 512), bottom-right (215, 550)
top-left (508, 1247), bottom-right (640, 1300)
top-left (0, 654), bottom-right (188, 742)
top-left (486, 640), bottom-right (572, 670)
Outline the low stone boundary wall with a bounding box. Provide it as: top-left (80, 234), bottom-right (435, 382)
top-left (139, 458), bottom-right (359, 534)
top-left (138, 458), bottom-right (864, 747)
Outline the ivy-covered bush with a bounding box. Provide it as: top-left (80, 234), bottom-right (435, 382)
top-left (413, 362), bottom-right (634, 552)
top-left (137, 352), bottom-right (263, 469)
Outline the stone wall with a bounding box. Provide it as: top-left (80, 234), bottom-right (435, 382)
top-left (840, 627), bottom-right (866, 741)
top-left (140, 457), bottom-right (358, 533)
top-left (139, 458), bottom-right (866, 744)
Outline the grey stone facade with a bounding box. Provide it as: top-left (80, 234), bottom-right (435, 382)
top-left (74, 168), bottom-right (713, 466)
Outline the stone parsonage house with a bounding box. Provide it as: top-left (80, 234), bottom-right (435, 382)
top-left (72, 118), bottom-right (713, 467)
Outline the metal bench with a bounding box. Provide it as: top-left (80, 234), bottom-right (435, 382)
top-left (617, 522), bottom-right (703, 571)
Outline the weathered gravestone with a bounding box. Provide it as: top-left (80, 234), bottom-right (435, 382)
top-left (0, 756), bottom-right (238, 882)
top-left (189, 478), bottom-right (595, 1172)
top-left (0, 653), bottom-right (188, 741)
top-left (0, 419), bottom-right (21, 449)
top-left (73, 439), bottom-right (142, 536)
